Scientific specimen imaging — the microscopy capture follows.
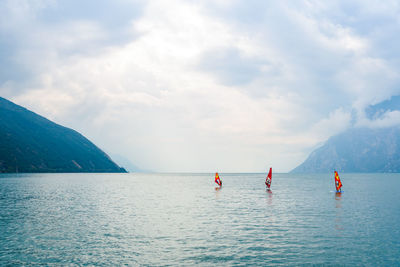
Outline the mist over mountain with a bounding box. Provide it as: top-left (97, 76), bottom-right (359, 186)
top-left (0, 97), bottom-right (126, 173)
top-left (109, 153), bottom-right (146, 173)
top-left (291, 126), bottom-right (400, 173)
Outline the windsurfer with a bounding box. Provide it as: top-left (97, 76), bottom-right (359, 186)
top-left (215, 172), bottom-right (222, 187)
top-left (334, 171), bottom-right (343, 193)
top-left (265, 167), bottom-right (272, 189)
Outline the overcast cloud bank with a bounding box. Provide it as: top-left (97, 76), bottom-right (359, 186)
top-left (1, 0), bottom-right (400, 172)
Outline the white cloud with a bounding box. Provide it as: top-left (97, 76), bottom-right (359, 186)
top-left (2, 0), bottom-right (400, 172)
top-left (357, 110), bottom-right (400, 129)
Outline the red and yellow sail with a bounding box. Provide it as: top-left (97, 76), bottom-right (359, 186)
top-left (215, 172), bottom-right (222, 186)
top-left (334, 171), bottom-right (342, 192)
top-left (265, 167), bottom-right (272, 189)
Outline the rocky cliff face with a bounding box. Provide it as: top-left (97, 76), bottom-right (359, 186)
top-left (291, 127), bottom-right (400, 173)
top-left (0, 97), bottom-right (126, 173)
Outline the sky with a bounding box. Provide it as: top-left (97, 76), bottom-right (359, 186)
top-left (1, 0), bottom-right (400, 172)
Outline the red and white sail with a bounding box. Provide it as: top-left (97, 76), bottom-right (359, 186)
top-left (265, 168), bottom-right (272, 189)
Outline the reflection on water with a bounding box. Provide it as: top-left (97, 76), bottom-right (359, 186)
top-left (335, 192), bottom-right (343, 232)
top-left (214, 186), bottom-right (221, 200)
top-left (1, 173), bottom-right (400, 266)
top-left (335, 192), bottom-right (342, 205)
top-left (266, 189), bottom-right (273, 205)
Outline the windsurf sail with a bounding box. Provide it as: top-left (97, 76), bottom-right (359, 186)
top-left (334, 171), bottom-right (343, 192)
top-left (265, 167), bottom-right (272, 189)
top-left (215, 172), bottom-right (222, 186)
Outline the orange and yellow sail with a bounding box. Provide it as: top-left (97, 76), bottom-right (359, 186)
top-left (215, 172), bottom-right (222, 186)
top-left (334, 171), bottom-right (343, 192)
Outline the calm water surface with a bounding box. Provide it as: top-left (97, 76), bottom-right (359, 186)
top-left (0, 173), bottom-right (399, 266)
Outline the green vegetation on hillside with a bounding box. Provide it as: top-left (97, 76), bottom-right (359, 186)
top-left (0, 97), bottom-right (126, 173)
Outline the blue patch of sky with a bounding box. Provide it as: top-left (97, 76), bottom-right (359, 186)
top-left (39, 0), bottom-right (144, 30)
top-left (38, 0), bottom-right (145, 46)
top-left (366, 95), bottom-right (400, 119)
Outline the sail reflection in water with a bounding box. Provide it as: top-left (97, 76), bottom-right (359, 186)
top-left (335, 192), bottom-right (344, 232)
top-left (0, 173), bottom-right (399, 266)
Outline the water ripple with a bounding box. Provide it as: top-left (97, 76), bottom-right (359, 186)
top-left (0, 173), bottom-right (400, 265)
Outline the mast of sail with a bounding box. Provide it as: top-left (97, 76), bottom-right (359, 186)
top-left (215, 172), bottom-right (222, 186)
top-left (334, 171), bottom-right (342, 192)
top-left (265, 167), bottom-right (272, 189)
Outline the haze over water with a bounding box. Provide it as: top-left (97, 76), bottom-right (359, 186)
top-left (1, 173), bottom-right (399, 265)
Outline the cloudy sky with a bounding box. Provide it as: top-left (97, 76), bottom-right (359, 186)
top-left (1, 0), bottom-right (400, 172)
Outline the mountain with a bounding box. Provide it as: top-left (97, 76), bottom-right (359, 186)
top-left (291, 126), bottom-right (400, 173)
top-left (109, 153), bottom-right (146, 173)
top-left (0, 97), bottom-right (126, 173)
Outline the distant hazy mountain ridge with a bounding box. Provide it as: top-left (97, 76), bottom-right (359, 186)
top-left (291, 127), bottom-right (400, 173)
top-left (0, 97), bottom-right (126, 173)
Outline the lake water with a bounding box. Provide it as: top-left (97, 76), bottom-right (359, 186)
top-left (0, 173), bottom-right (399, 266)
